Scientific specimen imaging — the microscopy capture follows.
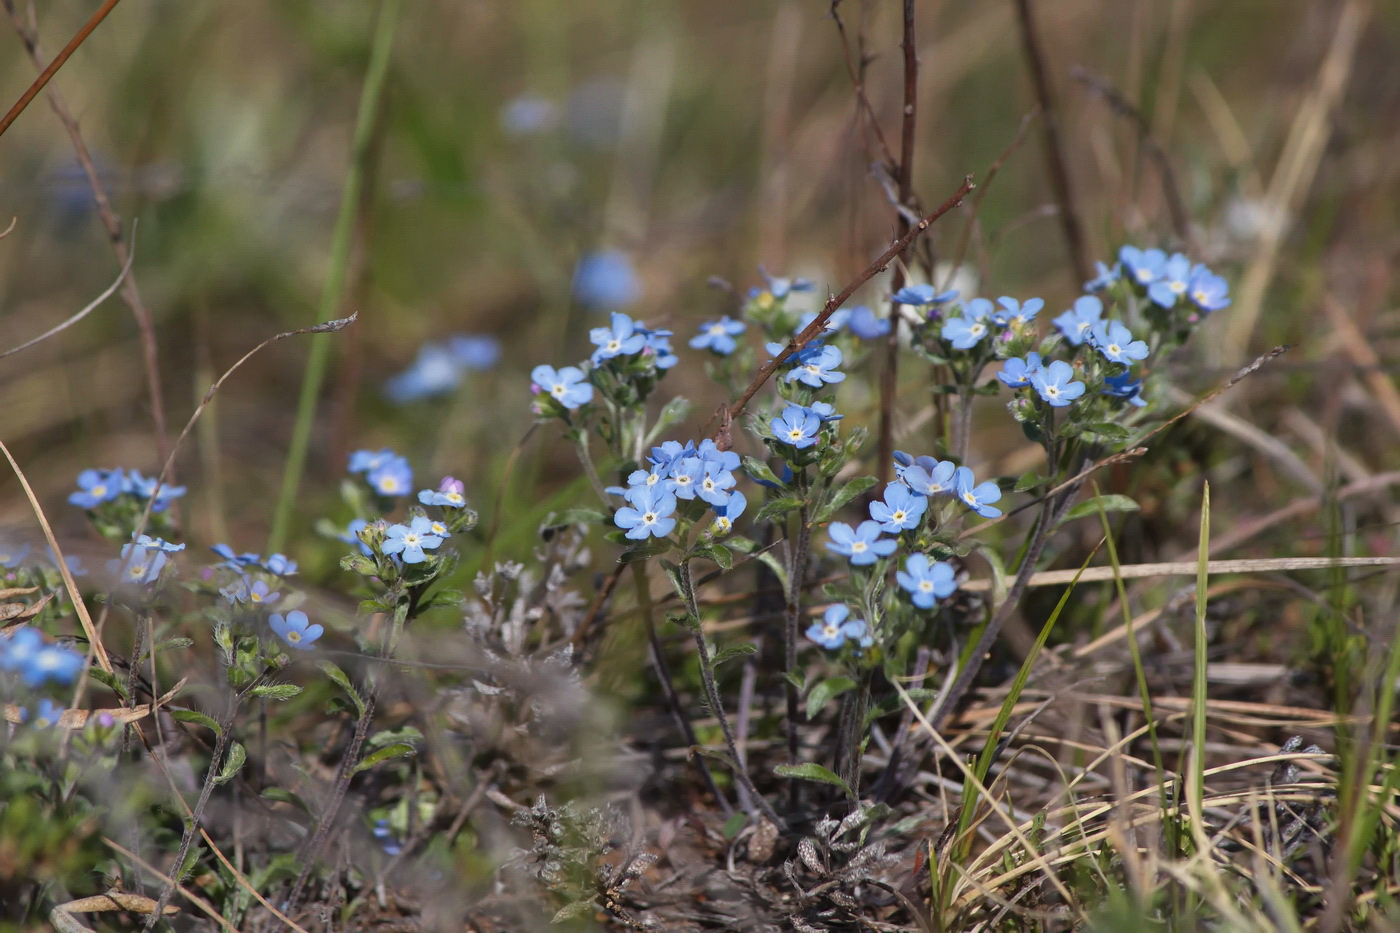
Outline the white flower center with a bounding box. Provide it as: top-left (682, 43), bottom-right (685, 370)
top-left (606, 339), bottom-right (621, 352)
top-left (851, 541), bottom-right (868, 553)
top-left (287, 631), bottom-right (302, 643)
top-left (1170, 280), bottom-right (1187, 293)
top-left (642, 511), bottom-right (658, 524)
top-left (891, 510), bottom-right (907, 523)
top-left (714, 518), bottom-right (731, 533)
top-left (1107, 343), bottom-right (1121, 356)
top-left (1136, 269), bottom-right (1153, 283)
top-left (1045, 385), bottom-right (1060, 398)
top-left (970, 323), bottom-right (986, 337)
top-left (403, 533), bottom-right (420, 546)
top-left (551, 383), bottom-right (568, 397)
top-left (788, 428), bottom-right (804, 441)
top-left (919, 580), bottom-right (933, 592)
top-left (92, 484), bottom-right (107, 497)
top-left (709, 324), bottom-right (725, 336)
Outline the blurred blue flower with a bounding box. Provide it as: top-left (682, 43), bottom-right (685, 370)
top-left (806, 604), bottom-right (872, 650)
top-left (997, 352), bottom-right (1044, 388)
top-left (449, 335), bottom-right (502, 370)
top-left (1102, 371), bottom-right (1147, 407)
top-left (349, 448), bottom-right (398, 475)
top-left (123, 470), bottom-right (186, 512)
top-left (372, 818), bottom-right (404, 856)
top-left (1148, 252), bottom-right (1192, 308)
top-left (846, 305), bottom-right (891, 339)
top-left (590, 312), bottom-right (647, 363)
top-left (500, 93), bottom-right (558, 135)
top-left (771, 405), bottom-right (822, 449)
top-left (269, 609), bottom-right (323, 651)
top-left (382, 516), bottom-right (443, 564)
top-left (1030, 360), bottom-right (1086, 408)
top-left (109, 541), bottom-right (171, 585)
top-left (261, 553), bottom-right (298, 576)
top-left (1188, 264), bottom-right (1231, 313)
top-left (69, 468), bottom-right (124, 509)
top-left (954, 467), bottom-right (1002, 519)
top-left (825, 520), bottom-right (896, 566)
top-left (638, 324), bottom-right (679, 369)
top-left (368, 455), bottom-right (414, 497)
top-left (1052, 296), bottom-right (1103, 346)
top-left (340, 518), bottom-right (373, 557)
top-left (21, 640), bottom-right (84, 688)
top-left (690, 316), bottom-right (746, 355)
top-left (419, 476), bottom-right (468, 508)
top-left (225, 578), bottom-right (280, 607)
top-left (1084, 261), bottom-right (1121, 292)
top-left (384, 343), bottom-right (462, 403)
top-left (892, 284), bottom-right (957, 306)
top-left (795, 308), bottom-right (850, 335)
top-left (27, 698), bottom-right (65, 729)
top-left (1090, 321), bottom-right (1149, 366)
top-left (1119, 246), bottom-right (1166, 287)
top-left (614, 485), bottom-right (678, 540)
top-left (758, 266), bottom-right (814, 299)
top-left (869, 483), bottom-right (927, 534)
top-left (531, 364), bottom-right (593, 410)
top-left (573, 251), bottom-right (639, 310)
top-left (896, 553), bottom-right (957, 609)
top-left (990, 296), bottom-right (1043, 328)
top-left (212, 544), bottom-right (261, 572)
top-left (0, 542), bottom-right (30, 568)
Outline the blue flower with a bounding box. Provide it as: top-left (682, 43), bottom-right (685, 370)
top-left (25, 642), bottom-right (84, 688)
top-left (573, 250), bottom-right (640, 310)
top-left (1187, 264), bottom-right (1231, 312)
top-left (269, 609), bottom-right (323, 651)
top-left (69, 468), bottom-right (124, 509)
top-left (667, 457), bottom-right (703, 501)
top-left (695, 460), bottom-right (736, 507)
top-left (1030, 360), bottom-right (1086, 407)
top-left (382, 516), bottom-right (444, 564)
top-left (847, 305), bottom-right (891, 340)
top-left (806, 604), bottom-right (872, 650)
top-left (419, 476), bottom-right (468, 508)
top-left (710, 490), bottom-right (747, 536)
top-left (27, 698), bottom-right (65, 729)
top-left (771, 405), bottom-right (822, 449)
top-left (901, 458), bottom-right (957, 496)
top-left (941, 299), bottom-right (992, 349)
top-left (810, 401), bottom-right (843, 422)
top-left (449, 335), bottom-right (502, 370)
top-left (758, 266), bottom-right (814, 299)
top-left (123, 470), bottom-right (187, 512)
top-left (589, 312), bottom-right (647, 363)
top-left (990, 296), bottom-right (1043, 328)
top-left (690, 316), bottom-right (746, 355)
top-left (1148, 252), bottom-right (1192, 308)
top-left (260, 553), bottom-right (297, 576)
top-left (825, 520), bottom-right (897, 566)
top-left (531, 364), bottom-right (594, 410)
top-left (795, 308), bottom-right (851, 336)
top-left (954, 467), bottom-right (1003, 519)
top-left (869, 483), bottom-right (928, 534)
top-left (1052, 296), bottom-right (1104, 346)
top-left (384, 343), bottom-right (463, 403)
top-left (372, 817), bottom-right (404, 856)
top-left (0, 542), bottom-right (30, 568)
top-left (1085, 261), bottom-right (1121, 292)
top-left (368, 456), bottom-right (414, 497)
top-left (349, 448), bottom-right (397, 474)
top-left (109, 542), bottom-right (171, 585)
top-left (997, 352), bottom-right (1044, 388)
top-left (784, 344), bottom-right (846, 388)
top-left (638, 324), bottom-right (679, 369)
top-left (1119, 245), bottom-right (1166, 286)
top-left (696, 438), bottom-right (741, 473)
top-left (135, 534), bottom-right (185, 554)
top-left (1102, 371), bottom-right (1147, 407)
top-left (892, 284), bottom-right (957, 306)
top-left (211, 544), bottom-right (261, 571)
top-left (340, 518), bottom-right (373, 557)
top-left (614, 485), bottom-right (678, 540)
top-left (896, 553), bottom-right (957, 609)
top-left (500, 94), bottom-right (558, 135)
top-left (1089, 320), bottom-right (1150, 365)
top-left (0, 628), bottom-right (43, 675)
top-left (225, 578), bottom-right (281, 607)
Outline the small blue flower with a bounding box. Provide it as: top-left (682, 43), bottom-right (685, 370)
top-left (340, 518), bottom-right (373, 557)
top-left (825, 520), bottom-right (897, 566)
top-left (1030, 360), bottom-right (1086, 407)
top-left (710, 490), bottom-right (747, 536)
top-left (1148, 252), bottom-right (1192, 308)
top-left (384, 343), bottom-right (462, 403)
top-left (784, 344), bottom-right (846, 388)
top-left (892, 284), bottom-right (957, 306)
top-left (27, 698), bottom-right (65, 729)
top-left (1187, 264), bottom-right (1231, 312)
top-left (109, 542), bottom-right (170, 585)
top-left (1052, 296), bottom-right (1104, 346)
top-left (589, 312), bottom-right (647, 363)
top-left (990, 296), bottom-right (1043, 328)
top-left (806, 604), bottom-right (872, 650)
top-left (690, 316), bottom-right (746, 355)
top-left (1119, 245), bottom-right (1167, 286)
top-left (368, 456), bottom-right (414, 497)
top-left (123, 470), bottom-right (186, 512)
top-left (696, 439), bottom-right (741, 473)
top-left (260, 553), bottom-right (297, 576)
top-left (269, 609), bottom-right (323, 651)
top-left (954, 467), bottom-right (1002, 519)
top-left (638, 324), bottom-right (679, 369)
top-left (896, 553), bottom-right (958, 609)
top-left (68, 468), bottom-right (124, 509)
top-left (614, 485), bottom-right (678, 540)
top-left (1084, 261), bottom-right (1121, 293)
top-left (809, 401), bottom-right (843, 422)
top-left (211, 544), bottom-right (261, 571)
top-left (349, 448), bottom-right (397, 475)
top-left (25, 643), bottom-right (85, 688)
top-left (1102, 371), bottom-right (1148, 407)
top-left (846, 305), bottom-right (891, 339)
top-left (0, 628), bottom-right (43, 675)
top-left (382, 516), bottom-right (444, 564)
top-left (941, 299), bottom-right (992, 349)
top-left (997, 352), bottom-right (1044, 388)
top-left (573, 250), bottom-right (640, 310)
top-left (795, 308), bottom-right (851, 336)
top-left (667, 457), bottom-right (703, 501)
top-left (758, 266), bottom-right (814, 299)
top-left (225, 578), bottom-right (281, 607)
top-left (1089, 320), bottom-right (1150, 365)
top-left (869, 483), bottom-right (928, 534)
top-left (448, 335), bottom-right (502, 370)
top-left (771, 405), bottom-right (822, 449)
top-left (419, 476), bottom-right (468, 508)
top-left (531, 364), bottom-right (594, 410)
top-left (0, 542), bottom-right (30, 568)
top-left (901, 458), bottom-right (957, 496)
top-left (135, 534), bottom-right (185, 554)
top-left (695, 461), bottom-right (736, 507)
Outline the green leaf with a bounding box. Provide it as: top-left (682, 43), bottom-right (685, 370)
top-left (544, 508), bottom-right (608, 529)
top-left (341, 556), bottom-right (378, 576)
top-left (1083, 421), bottom-right (1131, 441)
top-left (726, 535), bottom-right (758, 554)
top-left (355, 742), bottom-right (416, 774)
top-left (215, 742), bottom-right (246, 786)
top-left (171, 709), bottom-right (222, 735)
top-left (692, 544), bottom-right (733, 570)
top-left (774, 762), bottom-right (853, 798)
top-left (317, 660), bottom-right (366, 718)
top-left (754, 496), bottom-right (805, 524)
top-left (1060, 494), bottom-right (1140, 525)
top-left (815, 475), bottom-right (877, 523)
top-left (260, 787), bottom-right (310, 813)
top-left (88, 666), bottom-right (130, 702)
top-left (741, 456), bottom-right (781, 486)
top-left (805, 676), bottom-right (857, 720)
top-left (149, 637), bottom-right (194, 658)
top-left (721, 811), bottom-right (749, 839)
top-left (711, 643), bottom-right (757, 668)
top-left (619, 542), bottom-right (669, 564)
top-left (249, 683), bottom-right (304, 701)
top-left (1014, 470), bottom-right (1048, 493)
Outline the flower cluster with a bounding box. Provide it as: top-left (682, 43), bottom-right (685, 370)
top-left (69, 467), bottom-right (187, 513)
top-left (384, 334), bottom-right (501, 403)
top-left (108, 534), bottom-right (185, 587)
top-left (531, 311), bottom-right (678, 421)
top-left (349, 448), bottom-right (414, 497)
top-left (610, 439), bottom-right (746, 540)
top-left (0, 628), bottom-right (83, 689)
top-left (1117, 246), bottom-right (1231, 315)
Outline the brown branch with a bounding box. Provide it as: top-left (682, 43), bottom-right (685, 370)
top-left (0, 0), bottom-right (122, 139)
top-left (1012, 0), bottom-right (1092, 288)
top-left (715, 174), bottom-right (975, 439)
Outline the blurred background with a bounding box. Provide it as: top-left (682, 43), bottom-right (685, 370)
top-left (1, 0), bottom-right (1396, 567)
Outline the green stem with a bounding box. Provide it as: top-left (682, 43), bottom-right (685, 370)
top-left (267, 0), bottom-right (402, 554)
